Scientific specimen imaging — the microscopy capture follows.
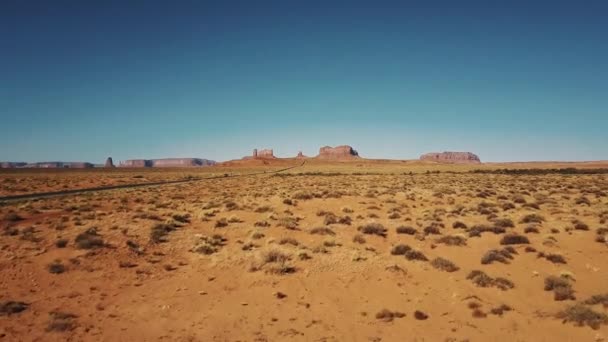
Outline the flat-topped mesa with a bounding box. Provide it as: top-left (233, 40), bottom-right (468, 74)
top-left (119, 158), bottom-right (215, 167)
top-left (253, 148), bottom-right (275, 159)
top-left (21, 162), bottom-right (94, 168)
top-left (151, 158), bottom-right (216, 167)
top-left (316, 145), bottom-right (360, 160)
top-left (420, 151), bottom-right (481, 164)
top-left (0, 162), bottom-right (27, 168)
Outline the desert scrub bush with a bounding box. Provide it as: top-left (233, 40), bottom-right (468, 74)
top-left (423, 224), bottom-right (441, 235)
top-left (388, 212), bottom-right (401, 219)
top-left (55, 238), bottom-right (68, 248)
top-left (254, 249), bottom-right (296, 275)
top-left (254, 220), bottom-right (270, 228)
top-left (431, 257), bottom-right (459, 272)
top-left (572, 220), bottom-right (589, 231)
top-left (467, 270), bottom-right (514, 290)
top-left (520, 214), bottom-right (544, 224)
top-left (481, 248), bottom-right (515, 265)
top-left (390, 244), bottom-right (412, 255)
top-left (396, 226), bottom-right (417, 235)
top-left (75, 228), bottom-right (105, 249)
top-left (310, 226), bottom-right (335, 236)
top-left (452, 221), bottom-right (467, 229)
top-left (47, 260), bottom-right (66, 274)
top-left (493, 218), bottom-right (515, 228)
top-left (46, 311), bottom-right (78, 332)
top-left (150, 223), bottom-right (177, 243)
top-left (544, 275), bottom-right (576, 301)
top-left (538, 252), bottom-right (567, 264)
top-left (251, 232), bottom-right (265, 240)
top-left (0, 301), bottom-right (28, 316)
top-left (282, 198), bottom-right (293, 206)
top-left (502, 202), bottom-right (516, 211)
top-left (292, 191), bottom-right (313, 200)
top-left (524, 226), bottom-right (540, 234)
top-left (468, 224), bottom-right (505, 237)
top-left (404, 249), bottom-right (428, 261)
top-left (224, 201), bottom-right (239, 211)
top-left (375, 309), bottom-right (405, 322)
top-left (500, 233), bottom-right (530, 245)
top-left (436, 235), bottom-right (467, 246)
top-left (4, 213), bottom-right (23, 222)
top-left (583, 294), bottom-right (608, 308)
top-left (191, 234), bottom-right (226, 255)
top-left (490, 304), bottom-right (512, 316)
top-left (254, 205), bottom-right (272, 213)
top-left (278, 237), bottom-right (299, 246)
top-left (556, 304), bottom-right (608, 330)
top-left (358, 223), bottom-right (387, 237)
top-left (575, 196), bottom-right (591, 206)
top-left (214, 218), bottom-right (228, 228)
top-left (277, 216), bottom-right (299, 230)
top-left (353, 234), bottom-right (366, 244)
top-left (171, 214), bottom-right (190, 223)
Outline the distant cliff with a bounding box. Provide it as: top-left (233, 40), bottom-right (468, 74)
top-left (420, 152), bottom-right (481, 164)
top-left (119, 158), bottom-right (216, 168)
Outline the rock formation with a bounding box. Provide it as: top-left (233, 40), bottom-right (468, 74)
top-left (0, 162), bottom-right (26, 168)
top-left (420, 151), bottom-right (481, 164)
top-left (119, 158), bottom-right (215, 168)
top-left (20, 162), bottom-right (94, 168)
top-left (254, 149), bottom-right (275, 159)
top-left (296, 151), bottom-right (308, 159)
top-left (316, 145), bottom-right (359, 160)
top-left (105, 157), bottom-right (115, 168)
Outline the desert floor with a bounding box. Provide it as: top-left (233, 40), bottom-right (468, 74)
top-left (1, 161), bottom-right (607, 341)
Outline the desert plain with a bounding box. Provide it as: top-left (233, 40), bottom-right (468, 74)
top-left (1, 159), bottom-right (608, 341)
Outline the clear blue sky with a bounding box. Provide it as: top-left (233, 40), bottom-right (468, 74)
top-left (1, 1), bottom-right (607, 163)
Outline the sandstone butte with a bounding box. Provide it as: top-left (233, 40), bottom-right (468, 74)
top-left (315, 145), bottom-right (360, 160)
top-left (420, 151), bottom-right (481, 164)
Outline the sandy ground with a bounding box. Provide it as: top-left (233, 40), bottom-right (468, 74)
top-left (1, 162), bottom-right (607, 341)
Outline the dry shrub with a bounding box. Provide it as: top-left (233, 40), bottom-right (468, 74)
top-left (467, 270), bottom-right (514, 291)
top-left (310, 226), bottom-right (335, 236)
top-left (375, 309), bottom-right (405, 322)
top-left (545, 275), bottom-right (575, 301)
top-left (405, 249), bottom-right (428, 261)
top-left (436, 235), bottom-right (467, 246)
top-left (500, 233), bottom-right (530, 245)
top-left (75, 228), bottom-right (105, 248)
top-left (47, 311), bottom-right (78, 332)
top-left (390, 244), bottom-right (411, 255)
top-left (431, 257), bottom-right (459, 272)
top-left (0, 301), bottom-right (28, 316)
top-left (556, 304), bottom-right (608, 330)
top-left (358, 223), bottom-right (387, 237)
top-left (396, 226), bottom-right (417, 235)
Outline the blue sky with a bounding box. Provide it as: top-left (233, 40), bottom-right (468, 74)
top-left (1, 1), bottom-right (607, 163)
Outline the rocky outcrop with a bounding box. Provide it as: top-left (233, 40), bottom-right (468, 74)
top-left (21, 162), bottom-right (93, 168)
top-left (253, 148), bottom-right (275, 159)
top-left (151, 158), bottom-right (215, 167)
top-left (316, 145), bottom-right (359, 160)
top-left (105, 157), bottom-right (115, 168)
top-left (420, 152), bottom-right (481, 164)
top-left (296, 151), bottom-right (308, 159)
top-left (0, 162), bottom-right (26, 168)
top-left (119, 158), bottom-right (215, 168)
top-left (119, 159), bottom-right (151, 168)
